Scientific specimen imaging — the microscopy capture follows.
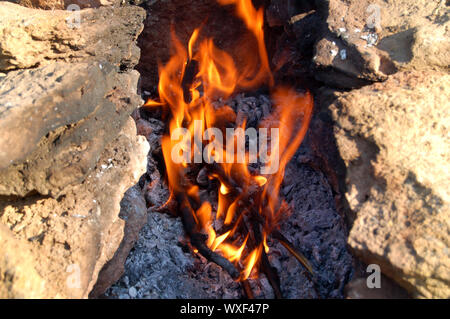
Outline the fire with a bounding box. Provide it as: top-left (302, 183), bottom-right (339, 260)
top-left (145, 0), bottom-right (313, 281)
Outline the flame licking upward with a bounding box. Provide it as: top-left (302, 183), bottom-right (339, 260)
top-left (145, 0), bottom-right (313, 280)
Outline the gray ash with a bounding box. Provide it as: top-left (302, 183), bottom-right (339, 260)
top-left (105, 93), bottom-right (352, 299)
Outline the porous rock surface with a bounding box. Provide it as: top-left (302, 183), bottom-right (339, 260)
top-left (0, 2), bottom-right (149, 298)
top-left (0, 2), bottom-right (145, 71)
top-left (0, 62), bottom-right (142, 196)
top-left (331, 70), bottom-right (450, 298)
top-left (316, 1), bottom-right (450, 298)
top-left (312, 0), bottom-right (449, 88)
top-left (7, 0), bottom-right (120, 10)
top-left (271, 0), bottom-right (448, 89)
top-left (0, 118), bottom-right (149, 298)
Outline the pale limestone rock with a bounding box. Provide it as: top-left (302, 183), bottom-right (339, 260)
top-left (0, 118), bottom-right (149, 298)
top-left (0, 223), bottom-right (51, 298)
top-left (313, 0), bottom-right (449, 88)
top-left (0, 2), bottom-right (145, 71)
top-left (331, 70), bottom-right (450, 298)
top-left (0, 62), bottom-right (142, 196)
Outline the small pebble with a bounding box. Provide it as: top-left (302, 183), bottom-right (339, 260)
top-left (123, 276), bottom-right (129, 287)
top-left (129, 287), bottom-right (137, 298)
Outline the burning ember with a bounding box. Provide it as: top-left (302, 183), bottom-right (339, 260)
top-left (144, 0), bottom-right (313, 296)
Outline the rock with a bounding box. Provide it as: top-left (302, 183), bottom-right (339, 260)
top-left (313, 33), bottom-right (396, 88)
top-left (0, 62), bottom-right (142, 197)
top-left (128, 286), bottom-right (137, 298)
top-left (0, 118), bottom-right (149, 298)
top-left (309, 0), bottom-right (395, 88)
top-left (267, 0), bottom-right (450, 298)
top-left (89, 185), bottom-right (148, 298)
top-left (0, 62), bottom-right (110, 169)
top-left (0, 223), bottom-right (51, 298)
top-left (299, 0), bottom-right (448, 88)
top-left (330, 70), bottom-right (450, 298)
top-left (9, 1), bottom-right (65, 10)
top-left (9, 0), bottom-right (122, 9)
top-left (378, 21), bottom-right (450, 72)
top-left (0, 2), bottom-right (145, 72)
top-left (0, 0), bottom-right (146, 197)
top-left (0, 0), bottom-right (148, 299)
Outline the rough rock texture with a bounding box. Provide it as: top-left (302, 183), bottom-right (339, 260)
top-left (0, 2), bottom-right (145, 71)
top-left (0, 118), bottom-right (149, 298)
top-left (89, 185), bottom-right (148, 298)
top-left (331, 70), bottom-right (450, 298)
top-left (273, 0), bottom-right (448, 89)
top-left (0, 2), bottom-right (148, 298)
top-left (0, 62), bottom-right (111, 169)
top-left (8, 0), bottom-right (119, 9)
top-left (0, 62), bottom-right (142, 196)
top-left (0, 223), bottom-right (50, 298)
top-left (366, 0), bottom-right (449, 72)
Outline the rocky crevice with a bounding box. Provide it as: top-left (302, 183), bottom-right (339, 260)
top-left (0, 0), bottom-right (448, 299)
top-left (102, 0), bottom-right (449, 299)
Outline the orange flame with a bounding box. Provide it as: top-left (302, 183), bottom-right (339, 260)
top-left (145, 0), bottom-right (313, 280)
